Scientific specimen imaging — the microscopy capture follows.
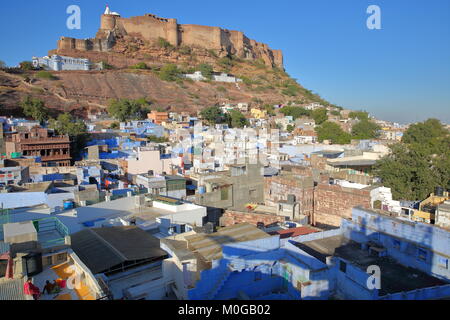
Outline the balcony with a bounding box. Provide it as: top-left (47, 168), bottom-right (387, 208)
top-left (41, 154), bottom-right (71, 162)
top-left (19, 137), bottom-right (70, 145)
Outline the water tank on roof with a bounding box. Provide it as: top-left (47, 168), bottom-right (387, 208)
top-left (204, 222), bottom-right (215, 234)
top-left (435, 186), bottom-right (444, 197)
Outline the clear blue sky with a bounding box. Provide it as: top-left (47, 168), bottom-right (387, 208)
top-left (0, 0), bottom-right (449, 124)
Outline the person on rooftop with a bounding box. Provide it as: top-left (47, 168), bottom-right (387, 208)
top-left (23, 278), bottom-right (41, 300)
top-left (42, 280), bottom-right (55, 295)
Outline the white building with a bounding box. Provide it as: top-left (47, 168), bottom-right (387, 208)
top-left (184, 71), bottom-right (242, 83)
top-left (32, 55), bottom-right (101, 71)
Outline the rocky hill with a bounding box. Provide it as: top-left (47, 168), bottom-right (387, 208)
top-left (0, 47), bottom-right (331, 119)
top-left (0, 9), bottom-right (333, 119)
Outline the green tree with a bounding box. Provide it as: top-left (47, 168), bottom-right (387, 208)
top-left (109, 122), bottom-right (120, 129)
top-left (351, 119), bottom-right (381, 140)
top-left (262, 104), bottom-right (276, 116)
top-left (374, 119), bottom-right (450, 200)
top-left (331, 110), bottom-right (341, 117)
top-left (147, 135), bottom-right (169, 143)
top-left (107, 98), bottom-right (149, 122)
top-left (228, 110), bottom-right (249, 128)
top-left (312, 108), bottom-right (328, 125)
top-left (20, 96), bottom-right (49, 124)
top-left (159, 64), bottom-right (181, 82)
top-left (287, 125), bottom-right (295, 133)
top-left (198, 63), bottom-right (213, 80)
top-left (280, 106), bottom-right (311, 120)
top-left (19, 61), bottom-right (34, 71)
top-left (349, 111), bottom-right (369, 120)
top-left (316, 121), bottom-right (352, 144)
top-left (200, 106), bottom-right (226, 125)
top-left (130, 62), bottom-right (148, 70)
top-left (48, 113), bottom-right (90, 161)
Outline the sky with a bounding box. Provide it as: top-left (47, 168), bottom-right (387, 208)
top-left (0, 0), bottom-right (449, 124)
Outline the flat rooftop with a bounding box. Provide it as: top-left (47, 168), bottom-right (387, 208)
top-left (294, 236), bottom-right (448, 296)
top-left (184, 223), bottom-right (271, 262)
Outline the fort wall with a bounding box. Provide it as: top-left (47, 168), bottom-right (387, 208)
top-left (56, 12), bottom-right (284, 68)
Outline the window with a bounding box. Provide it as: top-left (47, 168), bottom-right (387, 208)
top-left (339, 261), bottom-right (347, 273)
top-left (437, 256), bottom-right (448, 269)
top-left (417, 248), bottom-right (427, 262)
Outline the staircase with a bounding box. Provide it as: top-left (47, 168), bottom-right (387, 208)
top-left (207, 267), bottom-right (232, 300)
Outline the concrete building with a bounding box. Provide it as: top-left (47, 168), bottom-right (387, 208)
top-left (194, 163), bottom-right (265, 211)
top-left (127, 147), bottom-right (174, 176)
top-left (70, 226), bottom-right (169, 300)
top-left (32, 55), bottom-right (100, 71)
top-left (148, 111), bottom-right (169, 125)
top-left (0, 166), bottom-right (30, 186)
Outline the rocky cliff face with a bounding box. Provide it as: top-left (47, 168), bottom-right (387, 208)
top-left (0, 62), bottom-right (301, 117)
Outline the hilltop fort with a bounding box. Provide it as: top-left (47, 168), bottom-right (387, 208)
top-left (54, 6), bottom-right (283, 68)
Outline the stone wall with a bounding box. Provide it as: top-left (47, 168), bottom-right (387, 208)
top-left (220, 210), bottom-right (286, 227)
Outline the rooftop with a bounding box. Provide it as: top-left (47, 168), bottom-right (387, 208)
top-left (294, 236), bottom-right (448, 296)
top-left (183, 223), bottom-right (271, 262)
top-left (70, 226), bottom-right (168, 274)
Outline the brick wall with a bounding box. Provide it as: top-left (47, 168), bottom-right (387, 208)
top-left (220, 210), bottom-right (286, 227)
top-left (313, 184), bottom-right (371, 227)
top-left (264, 176), bottom-right (314, 217)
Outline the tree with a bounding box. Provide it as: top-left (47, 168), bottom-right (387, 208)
top-left (311, 108), bottom-right (328, 125)
top-left (316, 121), bottom-right (352, 144)
top-left (262, 104), bottom-right (276, 116)
top-left (19, 61), bottom-right (34, 71)
top-left (280, 106), bottom-right (311, 119)
top-left (130, 62), bottom-right (148, 70)
top-left (287, 125), bottom-right (295, 133)
top-left (349, 111), bottom-right (369, 120)
top-left (228, 110), bottom-right (249, 128)
top-left (147, 135), bottom-right (169, 143)
top-left (109, 122), bottom-right (120, 129)
top-left (351, 119), bottom-right (381, 140)
top-left (198, 63), bottom-right (213, 80)
top-left (107, 98), bottom-right (149, 122)
top-left (200, 106), bottom-right (227, 125)
top-left (0, 60), bottom-right (6, 69)
top-left (20, 96), bottom-right (49, 124)
top-left (159, 64), bottom-right (181, 82)
top-left (374, 119), bottom-right (450, 200)
top-left (48, 113), bottom-right (90, 161)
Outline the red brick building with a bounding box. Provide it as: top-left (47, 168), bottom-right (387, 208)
top-left (5, 127), bottom-right (71, 167)
top-left (313, 183), bottom-right (372, 227)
